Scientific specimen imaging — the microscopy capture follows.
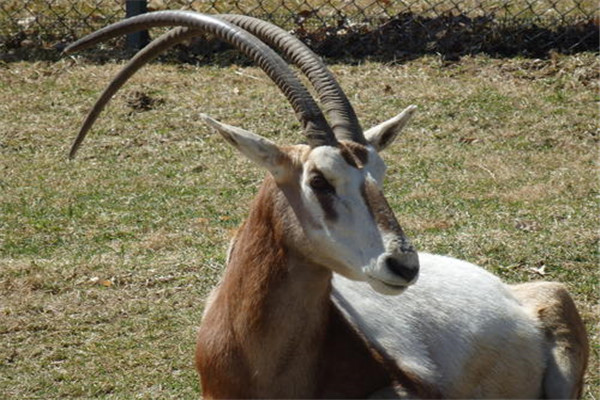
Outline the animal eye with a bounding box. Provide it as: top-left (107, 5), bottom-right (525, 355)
top-left (309, 174), bottom-right (335, 194)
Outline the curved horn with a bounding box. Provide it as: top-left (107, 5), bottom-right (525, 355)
top-left (217, 15), bottom-right (365, 144)
top-left (65, 11), bottom-right (336, 157)
top-left (68, 27), bottom-right (197, 158)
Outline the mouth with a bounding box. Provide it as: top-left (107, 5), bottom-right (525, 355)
top-left (366, 275), bottom-right (409, 295)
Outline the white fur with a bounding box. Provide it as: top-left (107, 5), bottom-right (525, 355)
top-left (201, 111), bottom-right (419, 294)
top-left (302, 147), bottom-right (383, 278)
top-left (300, 146), bottom-right (417, 290)
top-left (333, 253), bottom-right (546, 398)
top-left (365, 105), bottom-right (418, 151)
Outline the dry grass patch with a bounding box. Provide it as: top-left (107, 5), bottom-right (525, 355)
top-left (0, 53), bottom-right (598, 398)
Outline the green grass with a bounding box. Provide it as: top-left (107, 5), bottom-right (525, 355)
top-left (0, 53), bottom-right (598, 398)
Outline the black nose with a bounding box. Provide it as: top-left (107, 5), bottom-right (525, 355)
top-left (385, 254), bottom-right (419, 282)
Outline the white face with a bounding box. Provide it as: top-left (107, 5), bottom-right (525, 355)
top-left (201, 108), bottom-right (420, 295)
top-left (297, 143), bottom-right (419, 294)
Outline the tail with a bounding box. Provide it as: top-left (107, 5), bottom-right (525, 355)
top-left (510, 281), bottom-right (589, 399)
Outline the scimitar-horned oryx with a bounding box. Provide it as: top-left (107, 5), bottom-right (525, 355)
top-left (65, 11), bottom-right (589, 399)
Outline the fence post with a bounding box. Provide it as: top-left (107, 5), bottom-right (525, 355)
top-left (125, 0), bottom-right (150, 50)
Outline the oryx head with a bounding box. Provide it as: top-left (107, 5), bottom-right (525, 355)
top-left (66, 11), bottom-right (419, 294)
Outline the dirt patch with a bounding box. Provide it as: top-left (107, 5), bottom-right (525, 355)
top-left (125, 90), bottom-right (164, 112)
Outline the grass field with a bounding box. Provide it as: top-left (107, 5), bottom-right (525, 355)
top-left (0, 53), bottom-right (598, 398)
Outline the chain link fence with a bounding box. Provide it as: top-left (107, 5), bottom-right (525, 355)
top-left (1, 0), bottom-right (598, 61)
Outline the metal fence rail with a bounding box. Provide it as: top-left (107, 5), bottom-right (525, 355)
top-left (1, 0), bottom-right (598, 61)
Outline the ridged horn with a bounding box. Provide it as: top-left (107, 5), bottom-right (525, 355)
top-left (217, 14), bottom-right (365, 144)
top-left (65, 11), bottom-right (337, 157)
top-left (68, 27), bottom-right (197, 158)
top-left (70, 14), bottom-right (366, 147)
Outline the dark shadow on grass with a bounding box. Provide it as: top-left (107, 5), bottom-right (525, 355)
top-left (1, 12), bottom-right (598, 64)
top-left (300, 12), bottom-right (599, 62)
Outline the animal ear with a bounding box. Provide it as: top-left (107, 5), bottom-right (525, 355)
top-left (200, 114), bottom-right (291, 181)
top-left (364, 105), bottom-right (417, 152)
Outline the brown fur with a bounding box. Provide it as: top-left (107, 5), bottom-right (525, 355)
top-left (362, 178), bottom-right (406, 237)
top-left (196, 171), bottom-right (427, 398)
top-left (195, 177), bottom-right (290, 398)
top-left (317, 303), bottom-right (395, 398)
top-left (339, 141), bottom-right (369, 168)
top-left (510, 281), bottom-right (589, 399)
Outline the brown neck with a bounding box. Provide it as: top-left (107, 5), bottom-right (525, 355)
top-left (195, 176), bottom-right (429, 398)
top-left (196, 177), bottom-right (334, 398)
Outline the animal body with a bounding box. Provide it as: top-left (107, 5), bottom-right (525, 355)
top-left (66, 11), bottom-right (589, 398)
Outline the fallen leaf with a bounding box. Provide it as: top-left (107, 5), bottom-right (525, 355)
top-left (529, 264), bottom-right (546, 276)
top-left (515, 219), bottom-right (539, 232)
top-left (99, 279), bottom-right (113, 287)
top-left (459, 137), bottom-right (480, 144)
top-left (88, 276), bottom-right (113, 287)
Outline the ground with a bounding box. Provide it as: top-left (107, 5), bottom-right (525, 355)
top-left (0, 53), bottom-right (598, 398)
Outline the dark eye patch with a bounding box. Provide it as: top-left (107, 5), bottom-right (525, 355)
top-left (308, 171), bottom-right (338, 221)
top-left (309, 173), bottom-right (335, 195)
